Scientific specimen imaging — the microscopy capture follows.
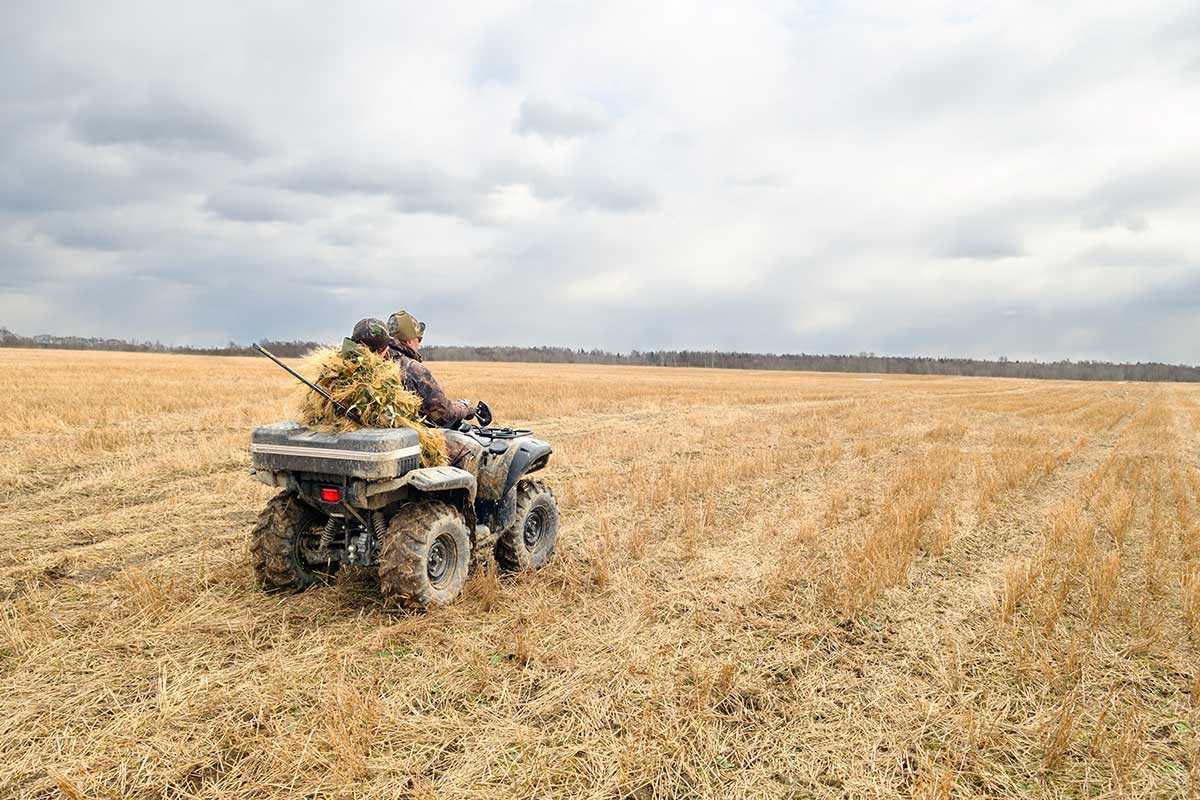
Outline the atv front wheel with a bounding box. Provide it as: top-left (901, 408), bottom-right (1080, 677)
top-left (250, 492), bottom-right (337, 591)
top-left (495, 480), bottom-right (559, 572)
top-left (378, 501), bottom-right (471, 608)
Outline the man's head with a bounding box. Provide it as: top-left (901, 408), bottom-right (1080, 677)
top-left (386, 311), bottom-right (426, 351)
top-left (350, 318), bottom-right (393, 352)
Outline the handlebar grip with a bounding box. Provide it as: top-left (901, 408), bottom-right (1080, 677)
top-left (475, 400), bottom-right (493, 427)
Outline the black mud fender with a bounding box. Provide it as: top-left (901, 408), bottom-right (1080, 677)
top-left (476, 437), bottom-right (552, 501)
top-left (475, 440), bottom-right (552, 532)
top-left (504, 438), bottom-right (551, 497)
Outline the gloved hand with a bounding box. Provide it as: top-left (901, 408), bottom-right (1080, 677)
top-left (455, 400), bottom-right (492, 426)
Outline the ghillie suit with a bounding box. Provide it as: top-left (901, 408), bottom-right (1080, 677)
top-left (296, 339), bottom-right (449, 467)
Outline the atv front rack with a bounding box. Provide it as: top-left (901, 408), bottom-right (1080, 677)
top-left (459, 424), bottom-right (533, 438)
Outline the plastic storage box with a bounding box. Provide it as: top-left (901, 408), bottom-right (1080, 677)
top-left (251, 422), bottom-right (421, 480)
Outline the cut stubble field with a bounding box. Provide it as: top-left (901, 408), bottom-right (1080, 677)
top-left (1, 349), bottom-right (1198, 799)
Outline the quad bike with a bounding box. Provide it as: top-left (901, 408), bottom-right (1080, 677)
top-left (247, 418), bottom-right (558, 607)
top-left (245, 346), bottom-right (558, 608)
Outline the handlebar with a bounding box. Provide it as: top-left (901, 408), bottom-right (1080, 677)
top-left (474, 399), bottom-right (493, 427)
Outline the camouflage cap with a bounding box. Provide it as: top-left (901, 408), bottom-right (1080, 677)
top-left (386, 311), bottom-right (426, 341)
top-left (350, 317), bottom-right (393, 350)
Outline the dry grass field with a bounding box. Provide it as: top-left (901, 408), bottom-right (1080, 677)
top-left (1, 348), bottom-right (1198, 799)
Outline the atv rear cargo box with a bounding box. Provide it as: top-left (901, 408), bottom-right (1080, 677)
top-left (251, 422), bottom-right (420, 480)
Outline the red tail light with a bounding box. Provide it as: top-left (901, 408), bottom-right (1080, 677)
top-left (320, 487), bottom-right (341, 503)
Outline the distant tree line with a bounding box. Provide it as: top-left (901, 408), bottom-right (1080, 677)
top-left (3, 327), bottom-right (1197, 382)
top-left (422, 346), bottom-right (1200, 382)
top-left (0, 328), bottom-right (320, 358)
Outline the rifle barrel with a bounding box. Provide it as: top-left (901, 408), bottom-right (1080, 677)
top-left (252, 343), bottom-right (363, 425)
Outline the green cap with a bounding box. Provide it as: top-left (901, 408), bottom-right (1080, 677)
top-left (386, 311), bottom-right (426, 341)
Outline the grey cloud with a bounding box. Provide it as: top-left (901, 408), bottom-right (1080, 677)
top-left (1080, 211), bottom-right (1149, 233)
top-left (572, 176), bottom-right (656, 212)
top-left (913, 156), bottom-right (1200, 260)
top-left (12, 243), bottom-right (447, 347)
top-left (515, 95), bottom-right (607, 141)
top-left (72, 91), bottom-right (264, 160)
top-left (203, 185), bottom-right (320, 223)
top-left (478, 154), bottom-right (569, 201)
top-left (845, 35), bottom-right (1114, 137)
top-left (0, 135), bottom-right (141, 213)
top-left (867, 16), bottom-right (1150, 129)
top-left (24, 270), bottom-right (284, 345)
top-left (1079, 159), bottom-right (1200, 230)
top-left (936, 222), bottom-right (1025, 261)
top-left (723, 172), bottom-right (792, 189)
top-left (392, 176), bottom-right (477, 218)
top-left (467, 20), bottom-right (527, 87)
top-left (263, 153), bottom-right (654, 221)
top-left (1119, 267), bottom-right (1200, 314)
top-left (861, 41), bottom-right (1032, 125)
top-left (32, 214), bottom-right (144, 252)
top-left (1078, 242), bottom-right (1186, 268)
top-left (0, 35), bottom-right (91, 104)
top-left (1153, 4), bottom-right (1200, 65)
top-left (566, 157), bottom-right (658, 212)
top-left (773, 281), bottom-right (1199, 364)
top-left (0, 233), bottom-right (46, 288)
top-left (478, 153), bottom-right (648, 213)
top-left (261, 160), bottom-right (480, 219)
top-left (1, 94), bottom-right (249, 218)
top-left (264, 160), bottom-right (396, 196)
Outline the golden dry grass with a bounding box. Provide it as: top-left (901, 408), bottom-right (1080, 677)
top-left (1, 349), bottom-right (1198, 799)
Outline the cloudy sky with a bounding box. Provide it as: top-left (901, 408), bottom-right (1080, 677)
top-left (2, 1), bottom-right (1198, 361)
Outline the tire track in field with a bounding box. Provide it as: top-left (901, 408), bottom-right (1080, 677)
top-left (810, 390), bottom-right (1143, 687)
top-left (895, 394), bottom-right (1142, 626)
top-left (1167, 384), bottom-right (1200, 470)
top-left (798, 396), bottom-right (1146, 796)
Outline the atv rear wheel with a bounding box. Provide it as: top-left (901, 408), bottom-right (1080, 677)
top-left (250, 491), bottom-right (337, 591)
top-left (495, 480), bottom-right (559, 572)
top-left (378, 501), bottom-right (470, 608)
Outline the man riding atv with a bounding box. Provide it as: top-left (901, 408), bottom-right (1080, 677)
top-left (349, 314), bottom-right (484, 473)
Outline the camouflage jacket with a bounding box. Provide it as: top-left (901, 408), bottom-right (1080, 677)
top-left (384, 343), bottom-right (472, 428)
